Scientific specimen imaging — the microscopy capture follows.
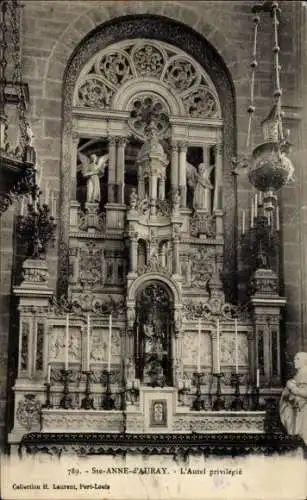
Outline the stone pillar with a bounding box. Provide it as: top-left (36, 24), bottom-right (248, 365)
top-left (108, 136), bottom-right (117, 202)
top-left (71, 131), bottom-right (79, 200)
top-left (178, 142), bottom-right (187, 207)
top-left (213, 140), bottom-right (223, 211)
top-left (172, 233), bottom-right (181, 276)
top-left (130, 233), bottom-right (138, 274)
top-left (116, 136), bottom-right (126, 204)
top-left (171, 141), bottom-right (179, 194)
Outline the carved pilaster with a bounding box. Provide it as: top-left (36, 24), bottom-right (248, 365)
top-left (178, 141), bottom-right (188, 207)
top-left (71, 130), bottom-right (79, 200)
top-left (171, 141), bottom-right (179, 192)
top-left (116, 136), bottom-right (127, 204)
top-left (213, 140), bottom-right (223, 211)
top-left (130, 232), bottom-right (138, 274)
top-left (108, 136), bottom-right (117, 202)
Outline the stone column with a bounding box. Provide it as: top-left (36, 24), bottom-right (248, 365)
top-left (213, 140), bottom-right (223, 211)
top-left (108, 136), bottom-right (117, 202)
top-left (171, 141), bottom-right (179, 194)
top-left (116, 136), bottom-right (127, 204)
top-left (178, 142), bottom-right (188, 207)
top-left (71, 130), bottom-right (79, 200)
top-left (130, 233), bottom-right (138, 274)
top-left (172, 232), bottom-right (181, 276)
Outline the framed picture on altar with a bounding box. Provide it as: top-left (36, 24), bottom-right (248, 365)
top-left (150, 399), bottom-right (167, 427)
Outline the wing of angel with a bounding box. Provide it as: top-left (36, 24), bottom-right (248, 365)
top-left (186, 161), bottom-right (199, 189)
top-left (77, 151), bottom-right (89, 174)
top-left (199, 163), bottom-right (215, 188)
top-left (97, 154), bottom-right (109, 176)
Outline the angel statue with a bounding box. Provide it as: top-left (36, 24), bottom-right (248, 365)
top-left (279, 352), bottom-right (307, 443)
top-left (186, 161), bottom-right (215, 211)
top-left (77, 152), bottom-right (109, 203)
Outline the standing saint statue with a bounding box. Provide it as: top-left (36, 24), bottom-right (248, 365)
top-left (78, 152), bottom-right (109, 203)
top-left (192, 162), bottom-right (215, 211)
top-left (279, 352), bottom-right (307, 443)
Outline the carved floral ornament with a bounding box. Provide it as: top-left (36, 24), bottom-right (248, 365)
top-left (73, 39), bottom-right (221, 120)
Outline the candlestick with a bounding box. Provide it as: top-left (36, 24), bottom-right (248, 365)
top-left (108, 314), bottom-right (112, 372)
top-left (87, 314), bottom-right (90, 371)
top-left (47, 364), bottom-right (51, 384)
top-left (242, 210), bottom-right (245, 235)
top-left (216, 319), bottom-right (220, 374)
top-left (256, 368), bottom-right (260, 388)
top-left (192, 372), bottom-right (204, 411)
top-left (231, 372), bottom-right (244, 411)
top-left (81, 370), bottom-right (95, 410)
top-left (235, 318), bottom-right (238, 374)
top-left (197, 318), bottom-right (201, 372)
top-left (65, 314), bottom-right (69, 370)
top-left (60, 369), bottom-right (73, 409)
top-left (212, 373), bottom-right (225, 411)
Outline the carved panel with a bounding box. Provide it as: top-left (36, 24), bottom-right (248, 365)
top-left (49, 327), bottom-right (81, 362)
top-left (182, 331), bottom-right (212, 366)
top-left (16, 394), bottom-right (41, 430)
top-left (190, 247), bottom-right (215, 289)
top-left (79, 242), bottom-right (105, 289)
top-left (41, 410), bottom-right (123, 432)
top-left (220, 333), bottom-right (249, 366)
top-left (172, 413), bottom-right (265, 433)
top-left (91, 329), bottom-right (121, 362)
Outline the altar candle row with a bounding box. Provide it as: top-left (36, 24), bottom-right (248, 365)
top-left (197, 319), bottom-right (259, 381)
top-left (62, 314), bottom-right (113, 372)
top-left (20, 189), bottom-right (57, 217)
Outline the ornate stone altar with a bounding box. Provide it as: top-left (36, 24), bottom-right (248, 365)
top-left (9, 39), bottom-right (290, 454)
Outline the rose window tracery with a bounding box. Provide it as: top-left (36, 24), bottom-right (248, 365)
top-left (163, 58), bottom-right (199, 92)
top-left (129, 95), bottom-right (170, 138)
top-left (132, 44), bottom-right (165, 78)
top-left (74, 39), bottom-right (221, 119)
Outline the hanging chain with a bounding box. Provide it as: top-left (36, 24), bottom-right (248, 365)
top-left (246, 13), bottom-right (260, 150)
top-left (8, 0), bottom-right (27, 150)
top-left (0, 0), bottom-right (8, 146)
top-left (271, 1), bottom-right (284, 142)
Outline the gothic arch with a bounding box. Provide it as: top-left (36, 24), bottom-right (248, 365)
top-left (58, 14), bottom-right (237, 297)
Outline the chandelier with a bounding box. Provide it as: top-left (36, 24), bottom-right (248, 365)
top-left (241, 1), bottom-right (295, 193)
top-left (0, 0), bottom-right (36, 214)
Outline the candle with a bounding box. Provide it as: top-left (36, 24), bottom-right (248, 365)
top-left (251, 200), bottom-right (254, 228)
top-left (276, 206), bottom-right (280, 231)
top-left (216, 319), bottom-right (220, 374)
top-left (20, 197), bottom-right (24, 216)
top-left (259, 191), bottom-right (263, 206)
top-left (254, 194), bottom-right (258, 217)
top-left (136, 324), bottom-right (139, 358)
top-left (256, 368), bottom-right (260, 388)
top-left (197, 318), bottom-right (201, 373)
top-left (108, 314), bottom-right (112, 372)
top-left (47, 364), bottom-right (51, 384)
top-left (45, 186), bottom-right (50, 206)
top-left (65, 314), bottom-right (69, 370)
top-left (235, 319), bottom-right (238, 373)
top-left (87, 314), bottom-right (90, 371)
top-left (242, 210), bottom-right (245, 235)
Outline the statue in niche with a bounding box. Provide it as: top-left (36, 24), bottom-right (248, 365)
top-left (192, 162), bottom-right (215, 211)
top-left (143, 313), bottom-right (167, 387)
top-left (279, 352), bottom-right (307, 443)
top-left (136, 282), bottom-right (172, 387)
top-left (78, 152), bottom-right (109, 203)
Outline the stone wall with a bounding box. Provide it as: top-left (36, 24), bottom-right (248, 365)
top-left (0, 0), bottom-right (304, 450)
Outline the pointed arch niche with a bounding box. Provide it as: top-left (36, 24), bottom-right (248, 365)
top-left (59, 15), bottom-right (237, 298)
